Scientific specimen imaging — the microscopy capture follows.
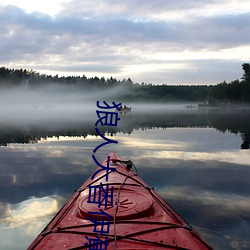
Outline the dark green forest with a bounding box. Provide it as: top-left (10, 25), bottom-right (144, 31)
top-left (0, 63), bottom-right (250, 104)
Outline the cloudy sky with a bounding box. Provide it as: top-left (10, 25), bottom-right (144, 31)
top-left (0, 0), bottom-right (250, 85)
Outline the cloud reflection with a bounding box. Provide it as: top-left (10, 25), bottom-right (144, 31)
top-left (157, 186), bottom-right (250, 216)
top-left (0, 196), bottom-right (62, 249)
top-left (115, 128), bottom-right (250, 166)
top-left (0, 196), bottom-right (59, 229)
top-left (153, 150), bottom-right (250, 167)
top-left (156, 186), bottom-right (250, 249)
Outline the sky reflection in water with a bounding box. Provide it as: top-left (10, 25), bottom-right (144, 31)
top-left (0, 126), bottom-right (250, 249)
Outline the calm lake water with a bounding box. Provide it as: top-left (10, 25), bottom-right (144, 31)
top-left (0, 104), bottom-right (250, 249)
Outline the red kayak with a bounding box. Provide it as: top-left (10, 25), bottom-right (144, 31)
top-left (28, 152), bottom-right (213, 249)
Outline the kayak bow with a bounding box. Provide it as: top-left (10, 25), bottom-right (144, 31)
top-left (28, 152), bottom-right (213, 249)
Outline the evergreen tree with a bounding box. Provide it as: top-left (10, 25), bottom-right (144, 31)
top-left (242, 63), bottom-right (250, 83)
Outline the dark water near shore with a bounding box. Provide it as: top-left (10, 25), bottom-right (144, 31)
top-left (0, 105), bottom-right (250, 249)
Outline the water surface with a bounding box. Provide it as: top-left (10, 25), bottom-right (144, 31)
top-left (0, 106), bottom-right (250, 249)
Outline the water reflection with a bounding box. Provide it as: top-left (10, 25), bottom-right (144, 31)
top-left (0, 107), bottom-right (250, 149)
top-left (0, 108), bottom-right (250, 249)
top-left (0, 196), bottom-right (62, 250)
top-left (1, 196), bottom-right (59, 228)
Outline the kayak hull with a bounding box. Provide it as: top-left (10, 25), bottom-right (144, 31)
top-left (28, 152), bottom-right (213, 249)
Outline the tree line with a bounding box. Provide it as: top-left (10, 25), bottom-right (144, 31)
top-left (0, 63), bottom-right (249, 104)
top-left (208, 63), bottom-right (250, 105)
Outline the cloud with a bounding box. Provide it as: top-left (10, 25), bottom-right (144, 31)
top-left (58, 0), bottom-right (241, 19)
top-left (1, 6), bottom-right (248, 51)
top-left (0, 1), bottom-right (250, 84)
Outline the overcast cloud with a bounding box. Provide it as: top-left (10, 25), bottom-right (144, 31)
top-left (0, 0), bottom-right (250, 84)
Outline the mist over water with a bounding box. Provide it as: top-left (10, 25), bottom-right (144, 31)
top-left (0, 84), bottom-right (197, 124)
top-left (0, 85), bottom-right (94, 122)
top-left (0, 84), bottom-right (250, 150)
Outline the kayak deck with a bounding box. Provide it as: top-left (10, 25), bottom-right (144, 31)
top-left (28, 152), bottom-right (213, 249)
